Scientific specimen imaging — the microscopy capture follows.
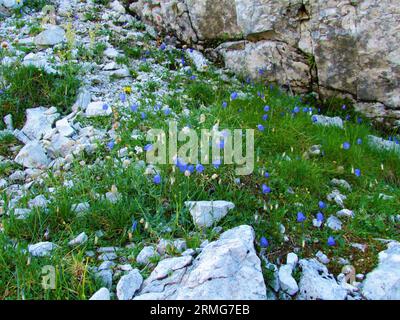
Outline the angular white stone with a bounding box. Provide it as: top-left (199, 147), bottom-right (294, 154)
top-left (316, 251), bottom-right (330, 264)
top-left (116, 269), bottom-right (143, 300)
top-left (68, 232), bottom-right (88, 246)
top-left (326, 215), bottom-right (342, 231)
top-left (56, 118), bottom-right (74, 137)
top-left (278, 264), bottom-right (298, 296)
top-left (28, 195), bottom-right (48, 209)
top-left (28, 242), bottom-right (56, 257)
top-left (136, 246), bottom-right (158, 265)
top-left (330, 179), bottom-right (352, 192)
top-left (110, 0), bottom-right (126, 14)
top-left (186, 49), bottom-right (208, 72)
top-left (327, 189), bottom-right (347, 207)
top-left (337, 209), bottom-right (354, 218)
top-left (104, 47), bottom-right (119, 59)
top-left (2, 0), bottom-right (23, 9)
top-left (72, 202), bottom-right (90, 214)
top-left (89, 287), bottom-right (110, 300)
top-left (185, 200), bottom-right (235, 228)
top-left (368, 135), bottom-right (400, 154)
top-left (13, 208), bottom-right (31, 220)
top-left (0, 178), bottom-right (7, 189)
top-left (21, 107), bottom-right (59, 141)
top-left (286, 252), bottom-right (298, 269)
top-left (47, 134), bottom-right (76, 158)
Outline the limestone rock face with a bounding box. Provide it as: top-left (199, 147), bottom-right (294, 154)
top-left (130, 0), bottom-right (400, 123)
top-left (134, 225), bottom-right (267, 300)
top-left (216, 40), bottom-right (311, 93)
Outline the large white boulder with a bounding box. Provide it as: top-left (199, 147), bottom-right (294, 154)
top-left (135, 225), bottom-right (267, 300)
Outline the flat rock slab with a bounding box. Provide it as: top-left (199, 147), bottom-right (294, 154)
top-left (135, 225), bottom-right (267, 300)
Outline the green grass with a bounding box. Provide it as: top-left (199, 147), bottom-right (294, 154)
top-left (0, 63), bottom-right (80, 128)
top-left (0, 19), bottom-right (399, 300)
top-left (0, 133), bottom-right (18, 157)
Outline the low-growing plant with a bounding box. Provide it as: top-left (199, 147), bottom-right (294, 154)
top-left (0, 63), bottom-right (80, 127)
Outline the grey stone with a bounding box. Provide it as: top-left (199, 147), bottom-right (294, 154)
top-left (326, 215), bottom-right (342, 231)
top-left (96, 269), bottom-right (113, 288)
top-left (35, 25), bottom-right (66, 46)
top-left (15, 141), bottom-right (50, 169)
top-left (68, 232), bottom-right (88, 246)
top-left (278, 264), bottom-right (298, 296)
top-left (136, 246), bottom-right (158, 265)
top-left (116, 269), bottom-right (143, 300)
top-left (28, 241), bottom-right (56, 257)
top-left (89, 287), bottom-right (110, 300)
